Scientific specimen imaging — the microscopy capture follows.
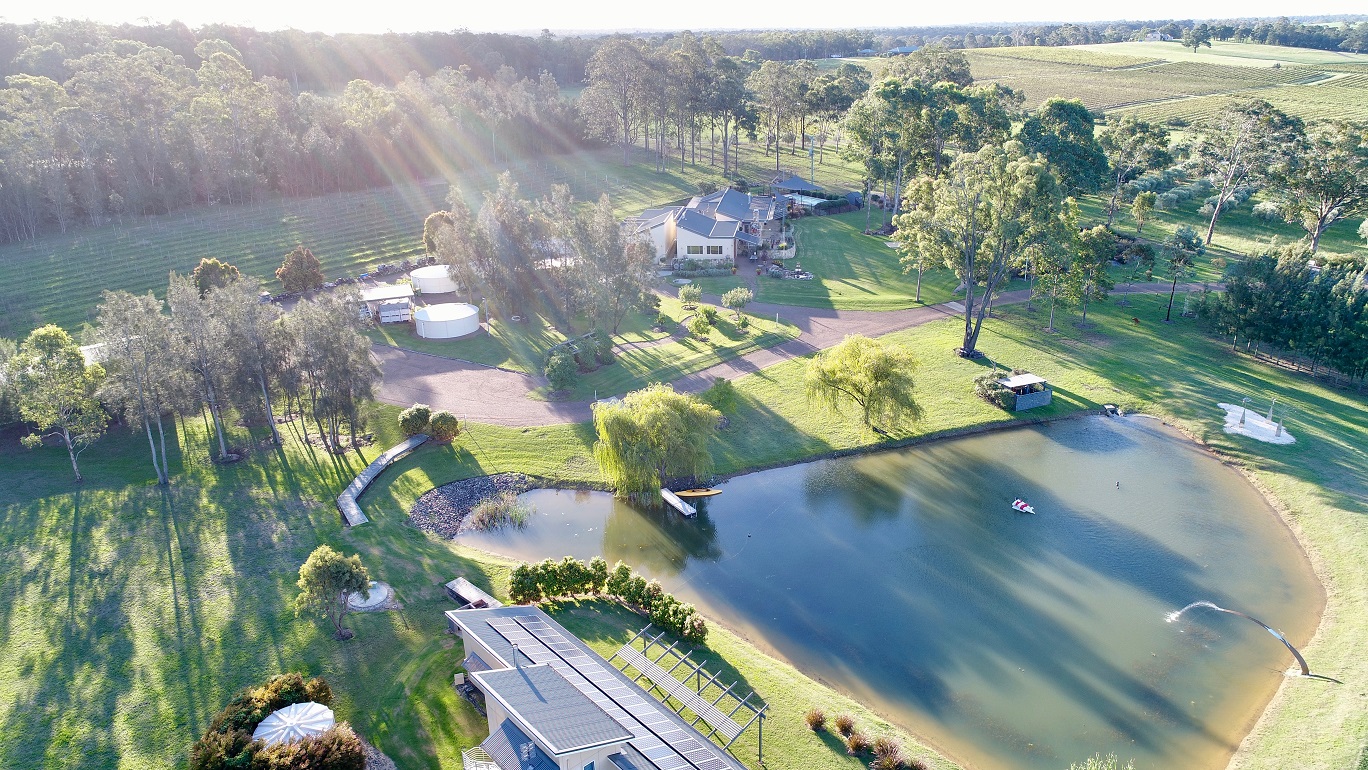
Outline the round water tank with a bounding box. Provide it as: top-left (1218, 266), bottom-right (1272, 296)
top-left (410, 264), bottom-right (459, 294)
top-left (414, 303), bottom-right (480, 339)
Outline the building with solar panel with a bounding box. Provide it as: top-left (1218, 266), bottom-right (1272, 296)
top-left (447, 606), bottom-right (751, 770)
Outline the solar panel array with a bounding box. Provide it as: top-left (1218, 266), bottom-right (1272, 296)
top-left (613, 645), bottom-right (743, 742)
top-left (484, 615), bottom-right (736, 770)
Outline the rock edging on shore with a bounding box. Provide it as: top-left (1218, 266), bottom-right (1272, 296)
top-left (407, 473), bottom-right (530, 538)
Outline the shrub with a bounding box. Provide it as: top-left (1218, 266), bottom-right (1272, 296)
top-left (834, 713), bottom-right (856, 737)
top-left (398, 403), bottom-right (432, 437)
top-left (678, 284), bottom-right (702, 306)
top-left (588, 556), bottom-right (610, 593)
top-left (509, 563), bottom-right (542, 604)
top-left (737, 315), bottom-right (749, 329)
top-left (688, 314), bottom-right (712, 338)
top-left (699, 305), bottom-right (719, 324)
top-left (672, 268), bottom-right (733, 278)
top-left (593, 330), bottom-right (616, 365)
top-left (973, 371), bottom-right (1014, 410)
top-left (1252, 200), bottom-right (1282, 222)
top-left (429, 410), bottom-right (461, 442)
top-left (845, 731), bottom-right (870, 755)
top-left (872, 736), bottom-right (905, 769)
top-left (507, 558), bottom-right (707, 641)
top-left (699, 377), bottom-right (738, 414)
top-left (804, 708), bottom-right (827, 732)
top-left (655, 312), bottom-right (673, 329)
top-left (467, 491), bottom-right (533, 530)
top-left (191, 674), bottom-right (358, 770)
top-left (545, 353), bottom-right (578, 391)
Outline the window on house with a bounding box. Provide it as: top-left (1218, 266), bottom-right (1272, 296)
top-left (583, 763), bottom-right (595, 770)
top-left (686, 245), bottom-right (703, 255)
top-left (707, 245), bottom-right (723, 255)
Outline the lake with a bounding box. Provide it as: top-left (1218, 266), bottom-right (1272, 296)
top-left (458, 416), bottom-right (1322, 770)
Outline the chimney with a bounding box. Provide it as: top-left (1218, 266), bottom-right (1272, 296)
top-left (512, 643), bottom-right (521, 668)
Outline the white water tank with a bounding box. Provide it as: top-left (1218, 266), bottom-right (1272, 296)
top-left (410, 264), bottom-right (459, 294)
top-left (414, 303), bottom-right (480, 339)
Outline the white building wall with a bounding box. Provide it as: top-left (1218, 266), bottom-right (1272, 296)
top-left (676, 229), bottom-right (732, 263)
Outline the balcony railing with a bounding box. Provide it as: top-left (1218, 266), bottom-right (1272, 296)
top-left (461, 746), bottom-right (500, 770)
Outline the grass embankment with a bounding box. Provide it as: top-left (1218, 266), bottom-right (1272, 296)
top-left (366, 293), bottom-right (800, 400)
top-left (2, 289), bottom-right (1365, 770)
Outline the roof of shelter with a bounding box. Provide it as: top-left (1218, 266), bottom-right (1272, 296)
top-left (472, 664), bottom-right (632, 755)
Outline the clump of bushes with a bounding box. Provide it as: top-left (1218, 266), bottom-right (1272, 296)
top-left (545, 352), bottom-right (578, 391)
top-left (508, 557), bottom-right (708, 643)
top-left (834, 713), bottom-right (856, 737)
top-left (871, 736), bottom-right (906, 770)
top-left (655, 312), bottom-right (674, 329)
top-left (845, 731), bottom-right (870, 756)
top-left (973, 371), bottom-right (1015, 410)
top-left (398, 403), bottom-right (432, 437)
top-left (592, 330), bottom-right (616, 365)
top-left (804, 708), bottom-right (827, 732)
top-left (698, 305), bottom-right (720, 324)
top-left (189, 673), bottom-right (364, 770)
top-left (688, 313), bottom-right (712, 338)
top-left (428, 410), bottom-right (462, 442)
top-left (673, 268), bottom-right (733, 278)
top-left (699, 377), bottom-right (738, 414)
top-left (468, 491), bottom-right (533, 531)
top-left (1251, 200), bottom-right (1282, 222)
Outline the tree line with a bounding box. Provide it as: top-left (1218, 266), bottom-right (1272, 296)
top-left (0, 266), bottom-right (379, 482)
top-left (0, 35), bottom-right (582, 243)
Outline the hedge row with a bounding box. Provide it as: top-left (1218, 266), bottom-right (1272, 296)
top-left (190, 673), bottom-right (365, 770)
top-left (509, 556), bottom-right (708, 643)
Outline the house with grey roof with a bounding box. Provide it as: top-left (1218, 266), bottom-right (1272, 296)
top-left (630, 188), bottom-right (783, 267)
top-left (449, 605), bottom-right (748, 770)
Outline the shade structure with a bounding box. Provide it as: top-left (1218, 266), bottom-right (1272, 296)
top-left (251, 702), bottom-right (335, 746)
top-left (415, 303), bottom-right (480, 339)
top-left (411, 264), bottom-right (459, 294)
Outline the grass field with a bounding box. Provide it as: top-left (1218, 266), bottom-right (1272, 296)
top-left (366, 294), bottom-right (800, 399)
top-left (1078, 40), bottom-right (1368, 67)
top-left (694, 211), bottom-right (967, 310)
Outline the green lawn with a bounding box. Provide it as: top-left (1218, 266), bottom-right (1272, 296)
top-left (695, 212), bottom-right (963, 310)
top-left (366, 295), bottom-right (800, 399)
top-left (2, 288), bottom-right (1365, 770)
top-left (1078, 40), bottom-right (1368, 67)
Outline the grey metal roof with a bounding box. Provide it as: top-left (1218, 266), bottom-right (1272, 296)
top-left (450, 606), bottom-right (748, 770)
top-left (735, 232), bottom-right (761, 246)
top-left (608, 744), bottom-right (656, 770)
top-left (676, 210), bottom-right (740, 240)
top-left (769, 174), bottom-right (814, 191)
top-left (702, 189), bottom-right (753, 222)
top-left (472, 664), bottom-right (632, 755)
top-left (480, 718), bottom-right (557, 770)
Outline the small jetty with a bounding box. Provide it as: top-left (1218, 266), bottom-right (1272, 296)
top-left (660, 488), bottom-right (697, 517)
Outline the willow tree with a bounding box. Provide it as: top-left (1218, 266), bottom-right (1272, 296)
top-left (593, 384), bottom-right (720, 501)
top-left (805, 334), bottom-right (921, 432)
top-left (896, 141), bottom-right (1070, 357)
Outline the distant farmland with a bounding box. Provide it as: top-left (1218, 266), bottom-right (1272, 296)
top-left (965, 40), bottom-right (1368, 122)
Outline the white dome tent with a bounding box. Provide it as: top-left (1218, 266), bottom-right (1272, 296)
top-left (415, 303), bottom-right (480, 339)
top-left (251, 702), bottom-right (335, 746)
top-left (410, 264), bottom-right (459, 294)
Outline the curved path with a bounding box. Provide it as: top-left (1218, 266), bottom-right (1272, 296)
top-left (374, 282), bottom-right (1201, 427)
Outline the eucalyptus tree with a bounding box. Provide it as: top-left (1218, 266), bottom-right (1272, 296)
top-left (285, 289), bottom-right (379, 453)
top-left (1162, 225), bottom-right (1205, 322)
top-left (7, 325), bottom-right (106, 482)
top-left (897, 142), bottom-right (1071, 357)
top-left (882, 44), bottom-right (974, 87)
top-left (1099, 115), bottom-right (1171, 226)
top-left (213, 281), bottom-right (289, 445)
top-left (1192, 99), bottom-right (1302, 245)
top-left (432, 198), bottom-right (483, 304)
top-left (1069, 225), bottom-right (1118, 326)
top-left (167, 272), bottom-right (233, 461)
top-left (706, 55), bottom-right (755, 176)
top-left (94, 290), bottom-right (179, 483)
top-left (582, 37), bottom-right (648, 164)
top-left (747, 60), bottom-right (802, 172)
top-left (1019, 98), bottom-right (1109, 195)
top-left (1273, 120), bottom-right (1368, 253)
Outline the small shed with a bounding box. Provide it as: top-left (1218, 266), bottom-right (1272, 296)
top-left (411, 264), bottom-right (459, 294)
top-left (444, 577), bottom-right (503, 610)
top-left (376, 299), bottom-right (411, 324)
top-left (415, 303), bottom-right (480, 339)
top-left (359, 283), bottom-right (415, 320)
top-left (998, 373), bottom-right (1052, 411)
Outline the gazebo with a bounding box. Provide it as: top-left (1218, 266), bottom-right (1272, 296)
top-left (997, 373), bottom-right (1053, 411)
top-left (251, 702), bottom-right (335, 746)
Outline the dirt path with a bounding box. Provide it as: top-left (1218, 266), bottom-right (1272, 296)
top-left (374, 282), bottom-right (1207, 426)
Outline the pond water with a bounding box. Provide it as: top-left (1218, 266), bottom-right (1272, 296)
top-left (459, 417), bottom-right (1321, 770)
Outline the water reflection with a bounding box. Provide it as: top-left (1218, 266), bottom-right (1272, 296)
top-left (460, 417), bottom-right (1321, 770)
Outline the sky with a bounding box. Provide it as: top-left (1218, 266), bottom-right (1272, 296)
top-left (4, 0), bottom-right (1365, 35)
